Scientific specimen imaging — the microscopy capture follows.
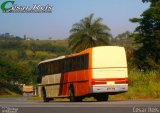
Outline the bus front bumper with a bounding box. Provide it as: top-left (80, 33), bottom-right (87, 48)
top-left (90, 85), bottom-right (128, 93)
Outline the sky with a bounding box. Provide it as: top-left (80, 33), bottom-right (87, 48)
top-left (0, 0), bottom-right (150, 40)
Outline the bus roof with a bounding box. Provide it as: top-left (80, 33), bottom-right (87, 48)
top-left (38, 46), bottom-right (124, 65)
top-left (38, 56), bottom-right (65, 65)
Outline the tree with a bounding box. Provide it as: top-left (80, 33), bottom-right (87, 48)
top-left (130, 0), bottom-right (160, 70)
top-left (113, 31), bottom-right (133, 47)
top-left (68, 14), bottom-right (112, 53)
top-left (112, 31), bottom-right (136, 69)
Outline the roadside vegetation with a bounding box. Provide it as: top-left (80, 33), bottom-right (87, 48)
top-left (110, 71), bottom-right (160, 100)
top-left (0, 38), bottom-right (69, 95)
top-left (0, 0), bottom-right (160, 100)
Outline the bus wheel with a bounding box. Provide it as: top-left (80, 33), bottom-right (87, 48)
top-left (69, 86), bottom-right (82, 102)
top-left (42, 88), bottom-right (49, 102)
top-left (96, 93), bottom-right (109, 102)
top-left (69, 87), bottom-right (76, 102)
top-left (76, 97), bottom-right (82, 102)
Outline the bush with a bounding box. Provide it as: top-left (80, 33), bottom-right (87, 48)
top-left (110, 70), bottom-right (160, 100)
top-left (0, 82), bottom-right (22, 95)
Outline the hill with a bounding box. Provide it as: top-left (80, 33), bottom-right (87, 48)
top-left (0, 37), bottom-right (69, 95)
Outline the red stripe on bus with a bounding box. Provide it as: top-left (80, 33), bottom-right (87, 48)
top-left (91, 78), bottom-right (128, 85)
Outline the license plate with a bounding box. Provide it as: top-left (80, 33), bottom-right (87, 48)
top-left (107, 87), bottom-right (115, 91)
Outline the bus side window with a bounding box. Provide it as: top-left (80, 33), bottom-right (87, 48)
top-left (46, 63), bottom-right (49, 75)
top-left (59, 60), bottom-right (63, 73)
top-left (66, 59), bottom-right (68, 72)
top-left (53, 61), bottom-right (56, 74)
top-left (72, 57), bottom-right (77, 71)
top-left (81, 55), bottom-right (85, 69)
top-left (57, 60), bottom-right (60, 73)
top-left (50, 62), bottom-right (52, 74)
top-left (48, 63), bottom-right (51, 75)
top-left (43, 64), bottom-right (46, 75)
top-left (54, 60), bottom-right (61, 74)
top-left (62, 60), bottom-right (65, 73)
top-left (41, 65), bottom-right (44, 76)
top-left (50, 61), bottom-right (54, 74)
top-left (47, 63), bottom-right (50, 75)
top-left (54, 61), bottom-right (58, 73)
top-left (67, 58), bottom-right (72, 72)
top-left (79, 55), bottom-right (84, 70)
top-left (76, 56), bottom-right (81, 70)
top-left (84, 54), bottom-right (89, 69)
top-left (77, 54), bottom-right (89, 70)
top-left (70, 58), bottom-right (74, 71)
top-left (61, 59), bottom-right (65, 73)
top-left (45, 63), bottom-right (48, 75)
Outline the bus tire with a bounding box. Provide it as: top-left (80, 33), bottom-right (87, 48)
top-left (69, 86), bottom-right (82, 102)
top-left (76, 97), bottom-right (82, 102)
top-left (42, 88), bottom-right (49, 102)
top-left (96, 93), bottom-right (109, 102)
top-left (69, 86), bottom-right (76, 102)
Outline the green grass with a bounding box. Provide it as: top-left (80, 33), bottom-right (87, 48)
top-left (0, 88), bottom-right (22, 98)
top-left (0, 95), bottom-right (22, 98)
top-left (27, 97), bottom-right (43, 101)
top-left (110, 71), bottom-right (160, 100)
